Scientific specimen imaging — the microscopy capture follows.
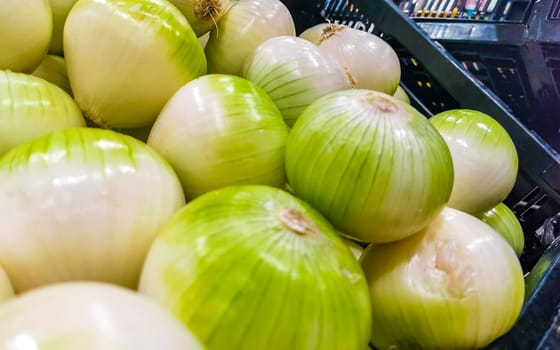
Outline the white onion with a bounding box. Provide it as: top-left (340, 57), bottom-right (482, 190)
top-left (32, 54), bottom-right (73, 96)
top-left (242, 36), bottom-right (352, 126)
top-left (169, 0), bottom-right (232, 37)
top-left (0, 128), bottom-right (185, 292)
top-left (0, 0), bottom-right (52, 73)
top-left (204, 0), bottom-right (296, 75)
top-left (0, 282), bottom-right (203, 349)
top-left (47, 0), bottom-right (78, 55)
top-left (0, 70), bottom-right (85, 156)
top-left (430, 109), bottom-right (518, 214)
top-left (148, 74), bottom-right (289, 199)
top-left (300, 23), bottom-right (401, 95)
top-left (361, 207), bottom-right (525, 349)
top-left (64, 0), bottom-right (207, 129)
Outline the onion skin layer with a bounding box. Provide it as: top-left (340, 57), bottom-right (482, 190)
top-left (477, 202), bottom-right (525, 256)
top-left (0, 282), bottom-right (203, 349)
top-left (285, 89), bottom-right (454, 243)
top-left (64, 0), bottom-right (207, 129)
top-left (0, 71), bottom-right (85, 156)
top-left (139, 185), bottom-right (372, 350)
top-left (148, 74), bottom-right (289, 200)
top-left (0, 128), bottom-right (185, 292)
top-left (361, 207), bottom-right (525, 350)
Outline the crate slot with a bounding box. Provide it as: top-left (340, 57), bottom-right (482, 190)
top-left (549, 0), bottom-right (560, 19)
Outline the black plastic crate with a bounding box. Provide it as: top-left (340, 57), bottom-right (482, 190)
top-left (281, 0), bottom-right (560, 348)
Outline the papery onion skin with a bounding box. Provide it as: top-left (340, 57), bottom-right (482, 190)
top-left (361, 207), bottom-right (525, 350)
top-left (0, 0), bottom-right (52, 73)
top-left (0, 71), bottom-right (85, 156)
top-left (0, 128), bottom-right (185, 292)
top-left (148, 74), bottom-right (289, 200)
top-left (64, 0), bottom-right (207, 129)
top-left (139, 185), bottom-right (372, 350)
top-left (299, 23), bottom-right (401, 95)
top-left (477, 202), bottom-right (524, 256)
top-left (48, 0), bottom-right (78, 55)
top-left (169, 0), bottom-right (232, 37)
top-left (0, 282), bottom-right (203, 349)
top-left (32, 54), bottom-right (73, 96)
top-left (285, 89), bottom-right (454, 243)
top-left (0, 265), bottom-right (14, 303)
top-left (393, 85), bottom-right (410, 104)
top-left (204, 0), bottom-right (296, 76)
top-left (430, 109), bottom-right (518, 214)
top-left (242, 36), bottom-right (352, 127)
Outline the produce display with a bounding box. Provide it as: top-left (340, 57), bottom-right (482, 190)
top-left (0, 0), bottom-right (530, 349)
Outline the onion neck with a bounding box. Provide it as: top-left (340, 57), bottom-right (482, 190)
top-left (194, 0), bottom-right (224, 22)
top-left (84, 111), bottom-right (111, 129)
top-left (279, 208), bottom-right (318, 237)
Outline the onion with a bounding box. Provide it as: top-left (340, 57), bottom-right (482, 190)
top-left (139, 185), bottom-right (372, 350)
top-left (477, 202), bottom-right (524, 256)
top-left (47, 0), bottom-right (78, 55)
top-left (64, 0), bottom-right (207, 129)
top-left (204, 0), bottom-right (296, 75)
top-left (242, 36), bottom-right (352, 127)
top-left (0, 0), bottom-right (52, 73)
top-left (169, 0), bottom-right (232, 37)
top-left (393, 85), bottom-right (410, 104)
top-left (0, 282), bottom-right (203, 349)
top-left (285, 90), bottom-right (454, 243)
top-left (148, 74), bottom-right (289, 199)
top-left (430, 109), bottom-right (518, 214)
top-left (0, 265), bottom-right (14, 303)
top-left (0, 71), bottom-right (85, 156)
top-left (361, 207), bottom-right (525, 350)
top-left (0, 128), bottom-right (185, 292)
top-left (299, 23), bottom-right (401, 95)
top-left (32, 54), bottom-right (73, 96)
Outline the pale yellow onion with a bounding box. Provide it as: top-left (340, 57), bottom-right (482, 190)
top-left (32, 54), bottom-right (73, 96)
top-left (361, 207), bottom-right (524, 349)
top-left (64, 0), bottom-right (207, 129)
top-left (0, 0), bottom-right (52, 73)
top-left (205, 0), bottom-right (295, 75)
top-left (47, 0), bottom-right (78, 55)
top-left (0, 283), bottom-right (203, 349)
top-left (169, 0), bottom-right (232, 36)
top-left (300, 23), bottom-right (401, 95)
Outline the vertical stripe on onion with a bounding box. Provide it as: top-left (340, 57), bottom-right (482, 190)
top-left (0, 0), bottom-right (52, 73)
top-left (64, 0), bottom-right (207, 129)
top-left (168, 0), bottom-right (232, 37)
top-left (0, 283), bottom-right (203, 349)
top-left (361, 207), bottom-right (525, 350)
top-left (148, 74), bottom-right (289, 200)
top-left (0, 128), bottom-right (185, 292)
top-left (139, 185), bottom-right (372, 350)
top-left (204, 0), bottom-right (296, 75)
top-left (242, 36), bottom-right (353, 127)
top-left (32, 54), bottom-right (73, 96)
top-left (477, 202), bottom-right (525, 256)
top-left (300, 23), bottom-right (401, 95)
top-left (0, 71), bottom-right (85, 156)
top-left (47, 0), bottom-right (78, 55)
top-left (285, 90), bottom-right (454, 243)
top-left (430, 109), bottom-right (518, 214)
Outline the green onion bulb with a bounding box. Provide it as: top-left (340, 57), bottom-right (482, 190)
top-left (64, 0), bottom-right (207, 129)
top-left (148, 74), bottom-right (289, 200)
top-left (168, 0), bottom-right (232, 37)
top-left (0, 0), bottom-right (52, 73)
top-left (242, 36), bottom-right (352, 127)
top-left (0, 128), bottom-right (185, 292)
top-left (205, 0), bottom-right (296, 75)
top-left (286, 90), bottom-right (454, 243)
top-left (139, 185), bottom-right (372, 350)
top-left (477, 202), bottom-right (524, 256)
top-left (0, 282), bottom-right (204, 349)
top-left (361, 207), bottom-right (525, 350)
top-left (47, 0), bottom-right (78, 55)
top-left (32, 54), bottom-right (73, 96)
top-left (430, 109), bottom-right (518, 214)
top-left (0, 71), bottom-right (85, 156)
